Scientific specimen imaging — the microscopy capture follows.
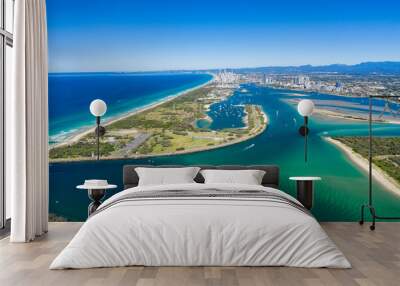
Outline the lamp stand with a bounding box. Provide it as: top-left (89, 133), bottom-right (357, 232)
top-left (298, 116), bottom-right (309, 162)
top-left (304, 116), bottom-right (308, 162)
top-left (96, 116), bottom-right (100, 160)
top-left (359, 95), bottom-right (400, 230)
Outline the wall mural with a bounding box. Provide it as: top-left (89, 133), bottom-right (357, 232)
top-left (47, 0), bottom-right (400, 222)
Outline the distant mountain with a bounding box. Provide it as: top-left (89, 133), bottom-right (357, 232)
top-left (59, 61), bottom-right (400, 75)
top-left (225, 61), bottom-right (400, 75)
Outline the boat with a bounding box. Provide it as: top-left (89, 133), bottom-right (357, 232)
top-left (243, 143), bottom-right (255, 151)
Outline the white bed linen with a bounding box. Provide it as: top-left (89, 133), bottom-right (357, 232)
top-left (135, 167), bottom-right (200, 186)
top-left (50, 183), bottom-right (350, 269)
top-left (200, 169), bottom-right (265, 185)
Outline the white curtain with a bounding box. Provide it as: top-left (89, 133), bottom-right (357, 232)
top-left (8, 0), bottom-right (49, 242)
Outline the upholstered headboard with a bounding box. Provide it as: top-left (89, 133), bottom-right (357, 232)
top-left (123, 165), bottom-right (280, 189)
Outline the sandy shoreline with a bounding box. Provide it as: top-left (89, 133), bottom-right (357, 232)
top-left (50, 108), bottom-right (269, 163)
top-left (324, 136), bottom-right (400, 197)
top-left (285, 97), bottom-right (400, 124)
top-left (314, 108), bottom-right (400, 125)
top-left (50, 77), bottom-right (215, 149)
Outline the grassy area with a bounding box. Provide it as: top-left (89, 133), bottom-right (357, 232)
top-left (334, 137), bottom-right (399, 157)
top-left (107, 87), bottom-right (209, 132)
top-left (49, 84), bottom-right (267, 161)
top-left (49, 141), bottom-right (116, 159)
top-left (133, 105), bottom-right (265, 156)
top-left (333, 136), bottom-right (400, 184)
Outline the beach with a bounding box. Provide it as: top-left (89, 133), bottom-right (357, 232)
top-left (50, 76), bottom-right (215, 149)
top-left (324, 136), bottom-right (400, 196)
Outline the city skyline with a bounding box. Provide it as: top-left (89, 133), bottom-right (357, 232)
top-left (47, 61), bottom-right (400, 75)
top-left (47, 0), bottom-right (400, 72)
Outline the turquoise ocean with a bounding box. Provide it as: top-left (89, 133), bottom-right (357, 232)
top-left (49, 73), bottom-right (400, 221)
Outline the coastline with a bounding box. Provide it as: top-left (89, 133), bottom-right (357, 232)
top-left (263, 84), bottom-right (373, 100)
top-left (324, 136), bottom-right (400, 197)
top-left (284, 97), bottom-right (400, 125)
top-left (50, 108), bottom-right (269, 163)
top-left (314, 108), bottom-right (400, 125)
top-left (314, 108), bottom-right (400, 124)
top-left (50, 76), bottom-right (215, 149)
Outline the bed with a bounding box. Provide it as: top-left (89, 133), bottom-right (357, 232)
top-left (50, 165), bottom-right (350, 269)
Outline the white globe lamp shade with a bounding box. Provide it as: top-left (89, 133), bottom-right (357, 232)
top-left (90, 99), bottom-right (107, 117)
top-left (297, 99), bottom-right (315, 117)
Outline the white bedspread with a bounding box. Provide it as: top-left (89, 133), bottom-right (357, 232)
top-left (50, 183), bottom-right (351, 269)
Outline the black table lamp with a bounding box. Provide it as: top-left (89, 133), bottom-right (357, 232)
top-left (89, 99), bottom-right (107, 160)
top-left (297, 99), bottom-right (315, 162)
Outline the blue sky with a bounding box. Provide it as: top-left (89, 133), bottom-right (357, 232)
top-left (47, 0), bottom-right (400, 72)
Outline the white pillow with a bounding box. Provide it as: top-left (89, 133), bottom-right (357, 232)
top-left (135, 167), bottom-right (200, 186)
top-left (200, 169), bottom-right (266, 185)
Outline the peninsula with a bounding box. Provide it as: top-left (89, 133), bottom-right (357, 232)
top-left (325, 136), bottom-right (400, 196)
top-left (49, 79), bottom-right (267, 162)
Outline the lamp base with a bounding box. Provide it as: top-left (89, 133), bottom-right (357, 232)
top-left (298, 126), bottom-right (309, 136)
top-left (95, 125), bottom-right (106, 137)
top-left (88, 189), bottom-right (106, 216)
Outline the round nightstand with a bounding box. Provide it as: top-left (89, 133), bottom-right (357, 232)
top-left (77, 180), bottom-right (117, 216)
top-left (289, 177), bottom-right (321, 210)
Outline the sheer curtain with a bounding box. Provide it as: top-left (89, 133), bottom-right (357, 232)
top-left (7, 0), bottom-right (48, 242)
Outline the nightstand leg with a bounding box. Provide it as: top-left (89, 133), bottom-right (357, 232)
top-left (296, 181), bottom-right (313, 210)
top-left (87, 189), bottom-right (106, 216)
top-left (88, 201), bottom-right (102, 216)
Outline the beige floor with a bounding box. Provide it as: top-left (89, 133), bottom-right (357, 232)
top-left (0, 222), bottom-right (399, 286)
